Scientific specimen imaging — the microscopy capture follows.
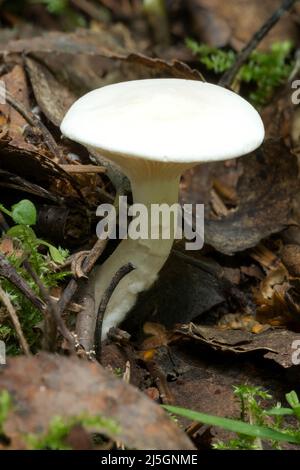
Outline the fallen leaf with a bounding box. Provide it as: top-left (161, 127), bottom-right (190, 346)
top-left (151, 337), bottom-right (299, 449)
top-left (0, 30), bottom-right (203, 127)
top-left (0, 65), bottom-right (38, 152)
top-left (25, 57), bottom-right (77, 127)
top-left (177, 323), bottom-right (300, 368)
top-left (181, 140), bottom-right (299, 255)
top-left (0, 353), bottom-right (194, 450)
top-left (281, 244), bottom-right (300, 277)
top-left (185, 0), bottom-right (298, 50)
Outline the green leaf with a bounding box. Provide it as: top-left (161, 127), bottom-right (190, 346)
top-left (38, 239), bottom-right (68, 264)
top-left (11, 200), bottom-right (37, 226)
top-left (286, 391), bottom-right (299, 407)
top-left (7, 225), bottom-right (37, 240)
top-left (265, 408), bottom-right (294, 416)
top-left (0, 390), bottom-right (12, 433)
top-left (286, 391), bottom-right (300, 419)
top-left (163, 405), bottom-right (300, 444)
top-left (48, 246), bottom-right (66, 264)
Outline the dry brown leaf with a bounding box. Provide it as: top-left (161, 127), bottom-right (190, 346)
top-left (186, 0), bottom-right (298, 50)
top-left (0, 65), bottom-right (38, 152)
top-left (177, 323), bottom-right (300, 368)
top-left (281, 244), bottom-right (300, 277)
top-left (25, 57), bottom-right (77, 127)
top-left (0, 353), bottom-right (194, 450)
top-left (0, 30), bottom-right (203, 129)
top-left (181, 140), bottom-right (299, 255)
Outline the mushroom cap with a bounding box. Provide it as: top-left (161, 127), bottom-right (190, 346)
top-left (61, 79), bottom-right (264, 164)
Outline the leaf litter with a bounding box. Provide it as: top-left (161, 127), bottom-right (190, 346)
top-left (0, 0), bottom-right (300, 450)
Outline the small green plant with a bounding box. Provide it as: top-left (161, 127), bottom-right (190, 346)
top-left (0, 391), bottom-right (12, 438)
top-left (164, 386), bottom-right (300, 450)
top-left (30, 0), bottom-right (86, 27)
top-left (26, 414), bottom-right (120, 450)
top-left (114, 367), bottom-right (123, 377)
top-left (186, 39), bottom-right (294, 106)
top-left (0, 200), bottom-right (70, 353)
top-left (2, 1), bottom-right (85, 28)
top-left (0, 199), bottom-right (68, 265)
top-left (31, 0), bottom-right (68, 14)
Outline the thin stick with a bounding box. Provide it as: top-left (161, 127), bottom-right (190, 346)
top-left (145, 360), bottom-right (174, 405)
top-left (0, 285), bottom-right (30, 356)
top-left (24, 261), bottom-right (75, 351)
top-left (94, 262), bottom-right (135, 361)
top-left (219, 0), bottom-right (297, 88)
top-left (0, 88), bottom-right (84, 199)
top-left (59, 164), bottom-right (106, 174)
top-left (0, 212), bottom-right (9, 232)
top-left (70, 0), bottom-right (109, 22)
top-left (0, 88), bottom-right (59, 157)
top-left (75, 282), bottom-right (95, 353)
top-left (57, 201), bottom-right (118, 316)
top-left (0, 252), bottom-right (45, 312)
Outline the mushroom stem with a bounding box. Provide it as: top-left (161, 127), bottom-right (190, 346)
top-left (94, 172), bottom-right (181, 339)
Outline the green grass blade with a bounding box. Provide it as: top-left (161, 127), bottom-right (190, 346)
top-left (163, 405), bottom-right (300, 444)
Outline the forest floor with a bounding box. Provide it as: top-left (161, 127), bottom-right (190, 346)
top-left (0, 0), bottom-right (300, 451)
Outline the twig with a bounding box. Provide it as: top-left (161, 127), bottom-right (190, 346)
top-left (219, 0), bottom-right (297, 88)
top-left (0, 285), bottom-right (30, 356)
top-left (116, 359), bottom-right (131, 449)
top-left (0, 169), bottom-right (61, 203)
top-left (0, 87), bottom-right (84, 199)
top-left (56, 240), bottom-right (111, 317)
top-left (75, 280), bottom-right (95, 353)
top-left (70, 0), bottom-right (109, 22)
top-left (145, 360), bottom-right (174, 405)
top-left (0, 88), bottom-right (84, 199)
top-left (0, 212), bottom-right (9, 232)
top-left (0, 88), bottom-right (59, 158)
top-left (57, 201), bottom-right (118, 315)
top-left (0, 252), bottom-right (45, 312)
top-left (24, 261), bottom-right (75, 351)
top-left (94, 262), bottom-right (135, 361)
top-left (59, 164), bottom-right (106, 174)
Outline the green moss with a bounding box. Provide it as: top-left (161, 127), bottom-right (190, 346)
top-left (187, 39), bottom-right (294, 107)
top-left (0, 200), bottom-right (70, 353)
top-left (26, 414), bottom-right (120, 450)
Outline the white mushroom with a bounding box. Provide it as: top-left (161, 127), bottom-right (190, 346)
top-left (61, 78), bottom-right (265, 339)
